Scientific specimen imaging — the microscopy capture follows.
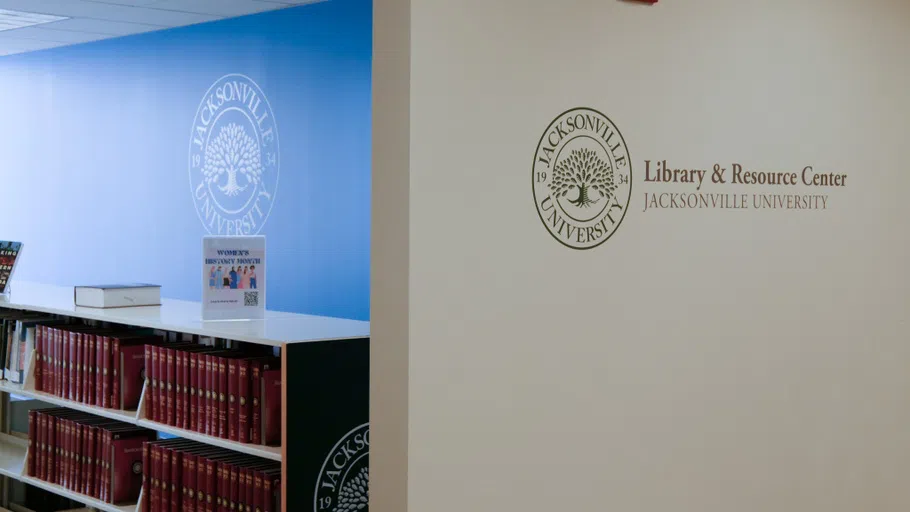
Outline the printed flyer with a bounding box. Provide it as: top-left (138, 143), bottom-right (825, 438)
top-left (202, 236), bottom-right (265, 320)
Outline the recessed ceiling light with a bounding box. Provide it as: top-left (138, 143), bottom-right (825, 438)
top-left (0, 9), bottom-right (69, 33)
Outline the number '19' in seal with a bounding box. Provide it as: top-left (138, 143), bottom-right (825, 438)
top-left (532, 107), bottom-right (632, 249)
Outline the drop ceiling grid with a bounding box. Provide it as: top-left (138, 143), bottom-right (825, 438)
top-left (0, 0), bottom-right (322, 56)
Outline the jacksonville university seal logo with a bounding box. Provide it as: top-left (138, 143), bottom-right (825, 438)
top-left (315, 423), bottom-right (369, 512)
top-left (190, 74), bottom-right (280, 235)
top-left (533, 108), bottom-right (632, 249)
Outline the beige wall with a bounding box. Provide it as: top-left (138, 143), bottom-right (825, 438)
top-left (373, 0), bottom-right (910, 510)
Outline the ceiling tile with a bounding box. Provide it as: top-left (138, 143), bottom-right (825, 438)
top-left (147, 0), bottom-right (287, 17)
top-left (38, 17), bottom-right (164, 35)
top-left (0, 0), bottom-right (222, 26)
top-left (0, 34), bottom-right (63, 54)
top-left (0, 25), bottom-right (109, 43)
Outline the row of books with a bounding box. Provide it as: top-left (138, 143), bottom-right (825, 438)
top-left (144, 345), bottom-right (282, 446)
top-left (144, 439), bottom-right (281, 512)
top-left (1, 312), bottom-right (52, 384)
top-left (22, 316), bottom-right (281, 447)
top-left (26, 408), bottom-right (156, 505)
top-left (34, 322), bottom-right (159, 409)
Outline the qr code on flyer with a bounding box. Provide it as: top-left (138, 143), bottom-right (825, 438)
top-left (244, 292), bottom-right (259, 307)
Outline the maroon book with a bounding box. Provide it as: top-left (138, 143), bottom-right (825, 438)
top-left (55, 327), bottom-right (63, 397)
top-left (145, 344), bottom-right (156, 420)
top-left (88, 426), bottom-right (98, 498)
top-left (261, 474), bottom-right (272, 512)
top-left (205, 355), bottom-right (215, 436)
top-left (27, 410), bottom-right (36, 477)
top-left (182, 350), bottom-right (192, 430)
top-left (160, 445), bottom-right (172, 509)
top-left (237, 360), bottom-right (251, 443)
top-left (242, 467), bottom-right (252, 512)
top-left (190, 352), bottom-right (199, 432)
top-left (176, 349), bottom-right (185, 429)
top-left (152, 444), bottom-right (162, 512)
top-left (62, 330), bottom-right (71, 400)
top-left (34, 326), bottom-right (43, 392)
top-left (170, 446), bottom-right (182, 512)
top-left (261, 369), bottom-right (281, 446)
top-left (142, 442), bottom-right (151, 512)
top-left (249, 359), bottom-right (278, 445)
top-left (198, 454), bottom-right (209, 512)
top-left (206, 457), bottom-right (217, 512)
top-left (95, 334), bottom-right (104, 407)
top-left (216, 462), bottom-right (226, 512)
top-left (227, 359), bottom-right (238, 441)
top-left (230, 464), bottom-right (240, 512)
top-left (166, 347), bottom-right (176, 426)
top-left (218, 357), bottom-right (228, 439)
top-left (36, 412), bottom-right (45, 480)
top-left (120, 344), bottom-right (147, 410)
top-left (78, 334), bottom-right (86, 403)
top-left (111, 337), bottom-right (121, 410)
top-left (186, 453), bottom-right (198, 512)
top-left (102, 336), bottom-right (112, 408)
top-left (181, 451), bottom-right (191, 512)
top-left (158, 345), bottom-right (168, 424)
top-left (82, 333), bottom-right (91, 404)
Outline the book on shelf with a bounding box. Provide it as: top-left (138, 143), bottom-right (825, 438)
top-left (144, 439), bottom-right (281, 512)
top-left (0, 241), bottom-right (23, 295)
top-left (73, 284), bottom-right (161, 309)
top-left (28, 408), bottom-right (156, 505)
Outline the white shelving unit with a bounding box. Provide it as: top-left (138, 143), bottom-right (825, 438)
top-left (0, 281), bottom-right (370, 512)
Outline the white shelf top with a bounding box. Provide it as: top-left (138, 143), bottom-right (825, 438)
top-left (0, 281), bottom-right (369, 346)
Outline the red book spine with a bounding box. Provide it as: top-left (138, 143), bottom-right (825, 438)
top-left (205, 355), bottom-right (215, 436)
top-left (197, 455), bottom-right (207, 512)
top-left (76, 333), bottom-right (84, 403)
top-left (102, 336), bottom-right (112, 408)
top-left (34, 326), bottom-right (43, 392)
top-left (145, 344), bottom-right (155, 420)
top-left (267, 474), bottom-right (279, 512)
top-left (37, 412), bottom-right (45, 480)
top-left (216, 463), bottom-right (225, 512)
top-left (182, 351), bottom-right (191, 430)
top-left (176, 350), bottom-right (185, 429)
top-left (96, 427), bottom-right (105, 499)
top-left (243, 468), bottom-right (253, 512)
top-left (205, 459), bottom-right (216, 512)
top-left (53, 328), bottom-right (61, 397)
top-left (69, 332), bottom-right (77, 401)
top-left (170, 448), bottom-right (182, 512)
top-left (261, 475), bottom-right (272, 512)
top-left (230, 465), bottom-right (239, 512)
top-left (186, 454), bottom-right (198, 512)
top-left (142, 442), bottom-right (151, 512)
top-left (49, 417), bottom-right (57, 483)
top-left (190, 353), bottom-right (199, 432)
top-left (182, 451), bottom-right (191, 512)
top-left (102, 430), bottom-right (112, 502)
top-left (82, 425), bottom-right (89, 495)
top-left (75, 424), bottom-right (84, 493)
top-left (198, 354), bottom-right (207, 433)
top-left (151, 444), bottom-right (161, 512)
top-left (161, 446), bottom-right (171, 510)
top-left (112, 337), bottom-right (121, 410)
top-left (218, 357), bottom-right (228, 439)
top-left (251, 364), bottom-right (262, 445)
top-left (94, 335), bottom-right (103, 407)
top-left (88, 427), bottom-right (97, 498)
top-left (27, 410), bottom-right (36, 477)
top-left (253, 470), bottom-right (263, 512)
top-left (157, 346), bottom-right (167, 423)
top-left (62, 331), bottom-right (71, 400)
top-left (166, 348), bottom-right (176, 425)
top-left (262, 369), bottom-right (281, 446)
top-left (82, 333), bottom-right (91, 404)
top-left (64, 420), bottom-right (73, 490)
top-left (228, 360), bottom-right (238, 441)
top-left (238, 360), bottom-right (251, 443)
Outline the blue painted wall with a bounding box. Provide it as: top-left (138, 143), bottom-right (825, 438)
top-left (0, 0), bottom-right (372, 320)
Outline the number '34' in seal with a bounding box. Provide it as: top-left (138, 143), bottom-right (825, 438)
top-left (532, 107), bottom-right (632, 249)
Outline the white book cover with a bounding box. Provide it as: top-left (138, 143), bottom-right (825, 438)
top-left (202, 235), bottom-right (266, 320)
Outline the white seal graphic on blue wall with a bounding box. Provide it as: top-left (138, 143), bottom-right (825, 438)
top-left (189, 74), bottom-right (280, 235)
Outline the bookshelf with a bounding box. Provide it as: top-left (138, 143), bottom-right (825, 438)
top-left (0, 282), bottom-right (370, 512)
